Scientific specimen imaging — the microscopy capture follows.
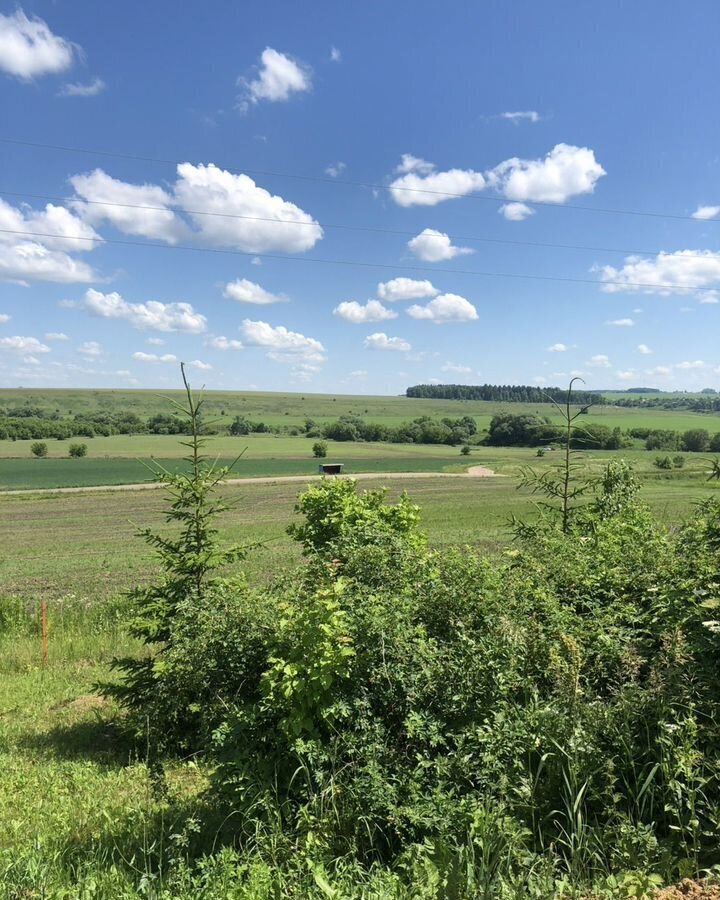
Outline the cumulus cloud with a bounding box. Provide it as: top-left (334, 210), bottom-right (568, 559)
top-left (607, 318), bottom-right (634, 326)
top-left (407, 229), bottom-right (474, 262)
top-left (45, 332), bottom-right (68, 341)
top-left (133, 352), bottom-right (178, 363)
top-left (692, 205), bottom-right (720, 221)
top-left (0, 313), bottom-right (10, 323)
top-left (333, 299), bottom-right (397, 324)
top-left (699, 290), bottom-right (720, 304)
top-left (325, 161), bottom-right (346, 178)
top-left (499, 202), bottom-right (535, 221)
top-left (547, 343), bottom-right (568, 352)
top-left (70, 163), bottom-right (323, 254)
top-left (389, 155), bottom-right (486, 207)
top-left (364, 332), bottom-right (411, 352)
top-left (637, 344), bottom-right (652, 354)
top-left (146, 337), bottom-right (164, 345)
top-left (0, 197), bottom-right (101, 284)
top-left (0, 335), bottom-right (50, 354)
top-left (0, 10), bottom-right (77, 80)
top-left (597, 250), bottom-right (720, 295)
top-left (647, 365), bottom-right (672, 376)
top-left (207, 336), bottom-right (243, 351)
top-left (58, 77), bottom-right (105, 97)
top-left (377, 277), bottom-right (438, 301)
top-left (70, 169), bottom-right (188, 244)
top-left (77, 341), bottom-right (102, 357)
top-left (223, 278), bottom-right (288, 304)
top-left (407, 293), bottom-right (478, 324)
top-left (487, 143), bottom-right (605, 204)
top-left (187, 359), bottom-right (212, 371)
top-left (588, 354), bottom-right (611, 368)
top-left (241, 319), bottom-right (325, 374)
top-left (173, 163), bottom-right (323, 252)
top-left (330, 46), bottom-right (341, 63)
top-left (616, 370), bottom-right (635, 381)
top-left (238, 47), bottom-right (311, 110)
top-left (78, 289), bottom-right (207, 333)
top-left (500, 110), bottom-right (541, 124)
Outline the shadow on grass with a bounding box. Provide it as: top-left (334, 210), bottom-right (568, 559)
top-left (18, 714), bottom-right (139, 768)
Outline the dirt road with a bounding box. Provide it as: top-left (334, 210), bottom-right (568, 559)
top-left (1, 465), bottom-right (500, 497)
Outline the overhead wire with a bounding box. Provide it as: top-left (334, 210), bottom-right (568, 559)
top-left (1, 187), bottom-right (719, 263)
top-left (0, 136), bottom-right (716, 223)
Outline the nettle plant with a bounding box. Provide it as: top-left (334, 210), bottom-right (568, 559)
top-left (105, 364), bottom-right (245, 740)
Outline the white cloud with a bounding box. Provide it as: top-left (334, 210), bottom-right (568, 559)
top-left (0, 197), bottom-right (100, 284)
top-left (616, 370), bottom-right (635, 381)
top-left (58, 77), bottom-right (105, 97)
top-left (487, 143), bottom-right (605, 203)
top-left (77, 341), bottom-right (102, 357)
top-left (607, 318), bottom-right (634, 326)
top-left (223, 278), bottom-right (288, 305)
top-left (333, 299), bottom-right (397, 323)
top-left (699, 290), bottom-right (720, 304)
top-left (79, 289), bottom-right (207, 333)
top-left (71, 163), bottom-right (323, 255)
top-left (588, 354), bottom-right (611, 368)
top-left (377, 277), bottom-right (438, 301)
top-left (547, 343), bottom-right (568, 352)
top-left (330, 46), bottom-right (341, 63)
top-left (389, 155), bottom-right (486, 207)
top-left (173, 162), bottom-right (323, 253)
top-left (133, 352), bottom-right (178, 363)
top-left (0, 313), bottom-right (10, 324)
top-left (441, 362), bottom-right (473, 374)
top-left (325, 161), bottom-right (346, 177)
top-left (45, 332), bottom-right (68, 341)
top-left (0, 10), bottom-right (77, 80)
top-left (241, 319), bottom-right (325, 372)
top-left (500, 110), bottom-right (541, 124)
top-left (407, 293), bottom-right (478, 324)
top-left (364, 332), bottom-right (411, 352)
top-left (0, 335), bottom-right (50, 354)
top-left (207, 335), bottom-right (243, 351)
top-left (146, 337), bottom-right (165, 345)
top-left (499, 202), bottom-right (535, 221)
top-left (675, 360), bottom-right (706, 370)
top-left (647, 366), bottom-right (672, 376)
top-left (637, 344), bottom-right (652, 354)
top-left (187, 359), bottom-right (212, 371)
top-left (238, 47), bottom-right (311, 109)
top-left (70, 169), bottom-right (188, 244)
top-left (407, 228), bottom-right (474, 262)
top-left (598, 250), bottom-right (720, 295)
top-left (692, 205), bottom-right (720, 221)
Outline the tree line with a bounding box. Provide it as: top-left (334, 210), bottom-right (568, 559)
top-left (406, 382), bottom-right (603, 404)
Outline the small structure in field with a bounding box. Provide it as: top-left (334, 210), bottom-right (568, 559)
top-left (318, 462), bottom-right (344, 476)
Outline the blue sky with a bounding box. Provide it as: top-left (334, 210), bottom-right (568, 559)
top-left (1, 0), bottom-right (719, 393)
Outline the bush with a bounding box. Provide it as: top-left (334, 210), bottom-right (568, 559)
top-left (68, 442), bottom-right (87, 458)
top-left (460, 444), bottom-right (471, 456)
top-left (654, 455), bottom-right (673, 469)
top-left (30, 441), bottom-right (47, 458)
top-left (672, 454), bottom-right (685, 468)
top-left (312, 440), bottom-right (328, 458)
top-left (682, 428), bottom-right (710, 452)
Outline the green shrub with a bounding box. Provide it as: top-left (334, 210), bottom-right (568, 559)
top-left (460, 444), bottom-right (471, 456)
top-left (312, 440), bottom-right (328, 458)
top-left (68, 442), bottom-right (87, 457)
top-left (30, 441), bottom-right (47, 457)
top-left (654, 455), bottom-right (673, 469)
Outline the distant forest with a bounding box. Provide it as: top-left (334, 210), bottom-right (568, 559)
top-left (406, 383), bottom-right (603, 405)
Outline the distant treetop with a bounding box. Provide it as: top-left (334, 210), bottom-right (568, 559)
top-left (406, 383), bottom-right (603, 405)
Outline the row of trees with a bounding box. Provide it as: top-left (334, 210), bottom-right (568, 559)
top-left (406, 382), bottom-right (602, 405)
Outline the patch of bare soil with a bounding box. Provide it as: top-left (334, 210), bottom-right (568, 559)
top-left (655, 881), bottom-right (720, 899)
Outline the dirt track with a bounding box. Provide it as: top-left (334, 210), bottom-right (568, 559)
top-left (0, 465), bottom-right (500, 497)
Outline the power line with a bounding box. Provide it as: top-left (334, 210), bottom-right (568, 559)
top-left (2, 187), bottom-right (719, 263)
top-left (0, 226), bottom-right (710, 292)
top-left (0, 136), bottom-right (714, 224)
